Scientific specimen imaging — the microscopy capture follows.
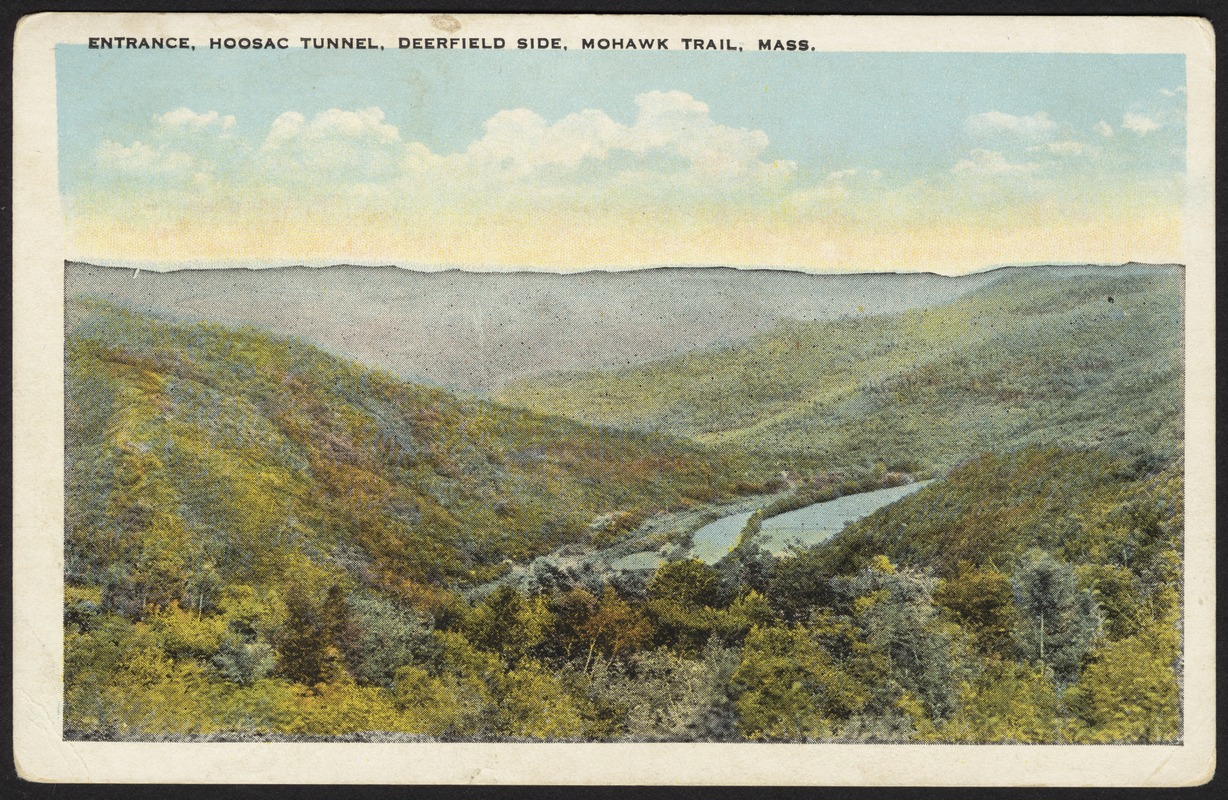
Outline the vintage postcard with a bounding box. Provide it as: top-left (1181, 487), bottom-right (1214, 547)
top-left (12, 13), bottom-right (1215, 785)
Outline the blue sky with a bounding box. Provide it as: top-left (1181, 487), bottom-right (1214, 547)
top-left (57, 47), bottom-right (1187, 271)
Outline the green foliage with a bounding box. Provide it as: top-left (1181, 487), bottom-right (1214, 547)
top-left (488, 661), bottom-right (587, 740)
top-left (595, 642), bottom-right (741, 741)
top-left (391, 665), bottom-right (485, 737)
top-left (64, 585), bottom-right (104, 632)
top-left (934, 564), bottom-right (1018, 659)
top-left (716, 541), bottom-right (775, 596)
top-left (275, 582), bottom-right (357, 686)
top-left (821, 449), bottom-right (1179, 580)
top-left (65, 298), bottom-right (767, 597)
top-left (764, 546), bottom-right (838, 624)
top-left (499, 269), bottom-right (1182, 472)
top-left (464, 585), bottom-right (551, 666)
top-left (643, 559), bottom-right (730, 655)
top-left (939, 662), bottom-right (1063, 743)
top-left (1063, 620), bottom-right (1181, 743)
top-left (147, 602), bottom-right (226, 660)
top-left (731, 624), bottom-right (867, 741)
top-left (1011, 550), bottom-right (1101, 685)
top-left (213, 639), bottom-right (276, 687)
top-left (348, 593), bottom-right (437, 687)
top-left (61, 293), bottom-right (1183, 744)
top-left (581, 586), bottom-right (652, 663)
top-left (835, 558), bottom-right (979, 726)
top-left (648, 559), bottom-right (726, 608)
top-left (643, 600), bottom-right (722, 657)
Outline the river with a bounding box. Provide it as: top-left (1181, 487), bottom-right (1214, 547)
top-left (689, 481), bottom-right (930, 564)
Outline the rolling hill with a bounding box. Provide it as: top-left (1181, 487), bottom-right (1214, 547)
top-left (497, 265), bottom-right (1183, 471)
top-left (65, 297), bottom-right (771, 610)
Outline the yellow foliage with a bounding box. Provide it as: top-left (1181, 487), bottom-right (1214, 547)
top-left (149, 601), bottom-right (226, 659)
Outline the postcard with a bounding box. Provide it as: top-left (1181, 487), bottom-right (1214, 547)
top-left (12, 13), bottom-right (1215, 785)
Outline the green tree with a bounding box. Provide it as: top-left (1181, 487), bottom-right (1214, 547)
top-left (644, 559), bottom-right (729, 655)
top-left (392, 664), bottom-right (487, 738)
top-left (1078, 563), bottom-right (1145, 640)
top-left (600, 642), bottom-right (741, 741)
top-left (1063, 621), bottom-right (1180, 743)
top-left (934, 563), bottom-right (1018, 659)
top-left (465, 585), bottom-right (550, 665)
top-left (579, 586), bottom-right (651, 670)
top-left (490, 660), bottom-right (587, 740)
top-left (546, 586), bottom-right (600, 660)
top-left (731, 624), bottom-right (867, 741)
top-left (765, 547), bottom-right (837, 623)
top-left (836, 556), bottom-right (978, 725)
top-left (648, 559), bottom-right (726, 607)
top-left (349, 593), bottom-right (437, 687)
top-left (1011, 550), bottom-right (1100, 684)
top-left (939, 662), bottom-right (1062, 743)
top-left (275, 583), bottom-right (354, 686)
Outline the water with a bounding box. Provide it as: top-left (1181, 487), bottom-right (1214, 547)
top-left (756, 482), bottom-right (930, 555)
top-left (685, 482), bottom-right (930, 564)
top-left (688, 511), bottom-right (755, 565)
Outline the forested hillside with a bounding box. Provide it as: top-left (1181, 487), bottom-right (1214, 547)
top-left (498, 267), bottom-right (1183, 470)
top-left (66, 298), bottom-right (770, 591)
top-left (63, 280), bottom-right (1183, 743)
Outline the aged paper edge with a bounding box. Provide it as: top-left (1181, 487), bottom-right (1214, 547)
top-left (12, 12), bottom-right (1216, 786)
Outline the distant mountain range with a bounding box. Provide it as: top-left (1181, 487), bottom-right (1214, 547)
top-left (67, 261), bottom-right (1001, 394)
top-left (66, 260), bottom-right (1182, 473)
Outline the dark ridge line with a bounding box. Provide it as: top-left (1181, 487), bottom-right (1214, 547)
top-left (64, 259), bottom-right (1186, 281)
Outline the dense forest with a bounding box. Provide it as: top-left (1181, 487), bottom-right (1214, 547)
top-left (64, 267), bottom-right (1183, 743)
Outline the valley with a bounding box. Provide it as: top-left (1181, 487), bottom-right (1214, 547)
top-left (62, 263), bottom-right (1185, 743)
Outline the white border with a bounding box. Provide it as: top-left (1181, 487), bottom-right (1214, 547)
top-left (12, 13), bottom-right (1216, 785)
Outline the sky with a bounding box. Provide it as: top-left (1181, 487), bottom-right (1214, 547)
top-left (57, 47), bottom-right (1186, 272)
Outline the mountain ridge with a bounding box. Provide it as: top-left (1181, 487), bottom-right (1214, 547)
top-left (497, 266), bottom-right (1183, 471)
top-left (66, 261), bottom-right (1168, 396)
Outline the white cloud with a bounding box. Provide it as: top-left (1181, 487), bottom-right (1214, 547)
top-left (264, 111), bottom-right (307, 149)
top-left (259, 107), bottom-right (404, 182)
top-left (86, 94), bottom-right (795, 213)
top-left (966, 110), bottom-right (1056, 138)
top-left (629, 90), bottom-right (713, 150)
top-left (155, 107), bottom-right (235, 131)
top-left (630, 90), bottom-right (780, 178)
top-left (95, 139), bottom-right (193, 174)
top-left (262, 107), bottom-right (399, 150)
top-left (451, 90), bottom-right (790, 184)
top-left (145, 92), bottom-right (792, 204)
top-left (1158, 86), bottom-right (1186, 97)
top-left (1122, 112), bottom-right (1161, 135)
top-left (952, 148), bottom-right (1039, 176)
top-left (1031, 140), bottom-right (1090, 156)
top-left (1094, 120), bottom-right (1114, 138)
top-left (459, 107), bottom-right (622, 177)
